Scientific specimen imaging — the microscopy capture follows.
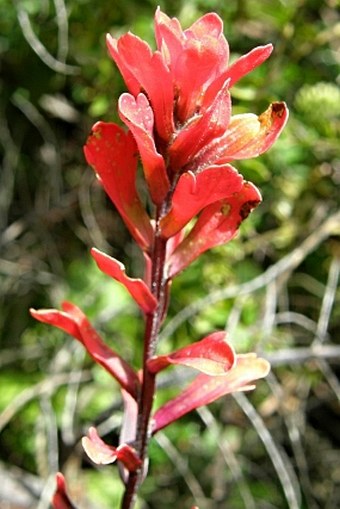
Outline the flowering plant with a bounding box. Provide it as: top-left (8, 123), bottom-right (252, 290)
top-left (31, 8), bottom-right (288, 509)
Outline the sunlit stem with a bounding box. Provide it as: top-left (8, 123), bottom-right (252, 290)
top-left (122, 207), bottom-right (168, 509)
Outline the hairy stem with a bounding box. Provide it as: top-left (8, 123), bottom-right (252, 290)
top-left (122, 213), bottom-right (168, 509)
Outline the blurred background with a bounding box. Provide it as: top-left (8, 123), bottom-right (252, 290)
top-left (0, 0), bottom-right (339, 507)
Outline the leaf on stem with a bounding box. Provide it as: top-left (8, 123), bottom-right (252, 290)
top-left (167, 182), bottom-right (261, 278)
top-left (52, 473), bottom-right (77, 509)
top-left (30, 302), bottom-right (140, 399)
top-left (152, 354), bottom-right (270, 433)
top-left (91, 248), bottom-right (157, 314)
top-left (147, 331), bottom-right (235, 375)
top-left (82, 427), bottom-right (142, 471)
top-left (160, 164), bottom-right (243, 238)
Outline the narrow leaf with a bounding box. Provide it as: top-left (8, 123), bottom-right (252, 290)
top-left (91, 248), bottom-right (157, 314)
top-left (30, 303), bottom-right (140, 399)
top-left (152, 354), bottom-right (270, 433)
top-left (147, 331), bottom-right (235, 375)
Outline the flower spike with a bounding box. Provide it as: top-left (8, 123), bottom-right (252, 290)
top-left (42, 8), bottom-right (289, 508)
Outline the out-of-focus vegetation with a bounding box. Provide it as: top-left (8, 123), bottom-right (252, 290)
top-left (0, 0), bottom-right (339, 508)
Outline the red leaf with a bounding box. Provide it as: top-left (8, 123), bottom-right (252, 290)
top-left (152, 354), bottom-right (271, 433)
top-left (147, 331), bottom-right (235, 375)
top-left (160, 165), bottom-right (243, 238)
top-left (203, 44), bottom-right (273, 108)
top-left (84, 122), bottom-right (153, 250)
top-left (82, 427), bottom-right (141, 471)
top-left (52, 473), bottom-right (77, 509)
top-left (118, 93), bottom-right (170, 204)
top-left (91, 248), bottom-right (157, 314)
top-left (191, 102), bottom-right (289, 169)
top-left (30, 307), bottom-right (82, 341)
top-left (224, 43), bottom-right (273, 87)
top-left (106, 32), bottom-right (174, 141)
top-left (167, 182), bottom-right (261, 278)
top-left (30, 303), bottom-right (140, 399)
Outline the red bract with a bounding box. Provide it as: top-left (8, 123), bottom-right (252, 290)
top-left (106, 32), bottom-right (174, 142)
top-left (52, 473), bottom-right (77, 509)
top-left (160, 165), bottom-right (243, 238)
top-left (166, 181), bottom-right (262, 278)
top-left (118, 93), bottom-right (170, 204)
top-left (83, 122), bottom-right (153, 251)
top-left (91, 247), bottom-right (157, 314)
top-left (152, 354), bottom-right (270, 433)
top-left (147, 331), bottom-right (235, 375)
top-left (155, 10), bottom-right (230, 123)
top-left (82, 427), bottom-right (141, 470)
top-left (188, 102), bottom-right (288, 170)
top-left (30, 303), bottom-right (140, 399)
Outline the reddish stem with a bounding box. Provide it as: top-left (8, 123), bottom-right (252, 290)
top-left (121, 212), bottom-right (168, 509)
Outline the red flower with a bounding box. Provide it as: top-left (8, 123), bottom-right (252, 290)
top-left (107, 9), bottom-right (277, 139)
top-left (84, 8), bottom-right (288, 258)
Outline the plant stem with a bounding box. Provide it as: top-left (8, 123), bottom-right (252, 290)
top-left (121, 213), bottom-right (168, 509)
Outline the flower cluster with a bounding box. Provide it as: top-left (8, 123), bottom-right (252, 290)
top-left (31, 9), bottom-right (288, 509)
